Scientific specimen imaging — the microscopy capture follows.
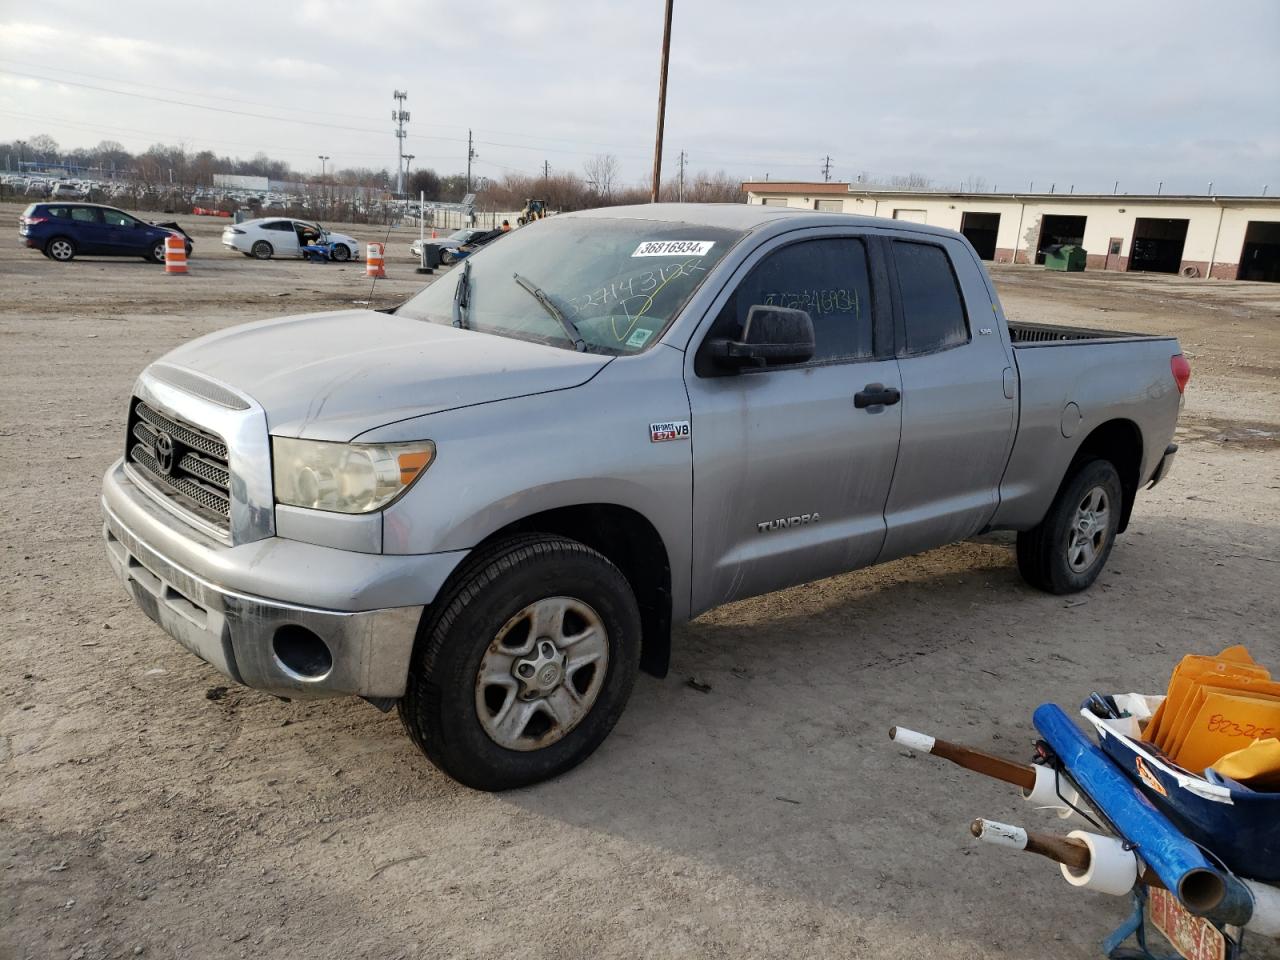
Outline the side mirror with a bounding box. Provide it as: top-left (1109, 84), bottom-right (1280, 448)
top-left (708, 305), bottom-right (815, 370)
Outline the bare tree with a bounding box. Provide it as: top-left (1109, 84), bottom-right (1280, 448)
top-left (888, 171), bottom-right (933, 191)
top-left (960, 175), bottom-right (988, 192)
top-left (583, 153), bottom-right (619, 200)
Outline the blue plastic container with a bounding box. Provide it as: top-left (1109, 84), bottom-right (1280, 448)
top-left (1080, 704), bottom-right (1280, 883)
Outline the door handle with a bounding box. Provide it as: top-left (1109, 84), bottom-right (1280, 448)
top-left (854, 384), bottom-right (901, 409)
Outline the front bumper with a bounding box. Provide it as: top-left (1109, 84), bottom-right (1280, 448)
top-left (102, 459), bottom-right (467, 699)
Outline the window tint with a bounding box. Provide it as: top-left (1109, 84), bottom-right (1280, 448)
top-left (69, 207), bottom-right (100, 223)
top-left (46, 206), bottom-right (70, 219)
top-left (892, 241), bottom-right (969, 355)
top-left (102, 209), bottom-right (135, 227)
top-left (263, 220), bottom-right (292, 231)
top-left (709, 238), bottom-right (874, 365)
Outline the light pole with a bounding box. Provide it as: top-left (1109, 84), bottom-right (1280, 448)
top-left (650, 0), bottom-right (675, 203)
top-left (318, 155), bottom-right (329, 180)
top-left (16, 139), bottom-right (25, 173)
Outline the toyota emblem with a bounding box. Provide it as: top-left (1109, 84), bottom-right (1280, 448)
top-left (153, 431), bottom-right (176, 475)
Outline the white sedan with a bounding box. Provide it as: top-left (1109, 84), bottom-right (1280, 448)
top-left (222, 218), bottom-right (360, 261)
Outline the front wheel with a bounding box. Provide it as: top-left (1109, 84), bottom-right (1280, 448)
top-left (439, 248), bottom-right (456, 265)
top-left (250, 240), bottom-right (273, 260)
top-left (148, 239), bottom-right (167, 263)
top-left (1016, 459), bottom-right (1123, 594)
top-left (399, 535), bottom-right (641, 791)
top-left (332, 243), bottom-right (351, 262)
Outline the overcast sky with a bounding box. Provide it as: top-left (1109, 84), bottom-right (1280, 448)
top-left (2, 0), bottom-right (1277, 195)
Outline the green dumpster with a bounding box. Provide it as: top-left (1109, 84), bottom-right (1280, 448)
top-left (1044, 243), bottom-right (1087, 272)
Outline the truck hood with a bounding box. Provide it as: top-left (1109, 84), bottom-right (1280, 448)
top-left (159, 308), bottom-right (610, 441)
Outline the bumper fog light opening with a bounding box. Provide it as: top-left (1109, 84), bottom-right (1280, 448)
top-left (272, 624), bottom-right (334, 681)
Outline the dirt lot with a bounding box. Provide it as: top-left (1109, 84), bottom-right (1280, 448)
top-left (2, 204), bottom-right (1278, 960)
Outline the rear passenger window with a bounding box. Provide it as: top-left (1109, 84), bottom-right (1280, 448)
top-left (70, 208), bottom-right (99, 223)
top-left (46, 207), bottom-right (69, 219)
top-left (709, 238), bottom-right (875, 366)
top-left (892, 241), bottom-right (969, 355)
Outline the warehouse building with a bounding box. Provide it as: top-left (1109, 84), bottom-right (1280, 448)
top-left (741, 182), bottom-right (1280, 282)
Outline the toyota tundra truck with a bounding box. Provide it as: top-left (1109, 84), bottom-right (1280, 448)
top-left (101, 204), bottom-right (1189, 790)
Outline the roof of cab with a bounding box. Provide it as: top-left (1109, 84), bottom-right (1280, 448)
top-left (563, 202), bottom-right (963, 241)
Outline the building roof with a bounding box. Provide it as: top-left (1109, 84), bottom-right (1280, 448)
top-left (737, 181), bottom-right (851, 195)
top-left (740, 182), bottom-right (1280, 204)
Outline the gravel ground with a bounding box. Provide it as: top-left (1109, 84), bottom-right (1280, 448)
top-left (2, 205), bottom-right (1278, 960)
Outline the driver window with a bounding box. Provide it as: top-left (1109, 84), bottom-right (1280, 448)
top-left (704, 238), bottom-right (874, 369)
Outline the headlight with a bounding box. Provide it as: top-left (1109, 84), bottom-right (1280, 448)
top-left (272, 437), bottom-right (435, 514)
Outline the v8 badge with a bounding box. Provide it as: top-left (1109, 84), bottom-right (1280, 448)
top-left (649, 420), bottom-right (690, 443)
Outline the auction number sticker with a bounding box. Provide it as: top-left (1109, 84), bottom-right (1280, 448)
top-left (650, 420), bottom-right (691, 443)
top-left (632, 240), bottom-right (715, 257)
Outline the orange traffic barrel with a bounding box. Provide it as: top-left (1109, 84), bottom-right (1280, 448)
top-left (366, 241), bottom-right (386, 278)
top-left (164, 235), bottom-right (188, 275)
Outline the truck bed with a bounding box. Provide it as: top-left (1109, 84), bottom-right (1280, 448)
top-left (1008, 321), bottom-right (1172, 346)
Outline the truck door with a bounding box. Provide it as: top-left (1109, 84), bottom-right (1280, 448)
top-left (685, 231), bottom-right (902, 614)
top-left (877, 235), bottom-right (1016, 562)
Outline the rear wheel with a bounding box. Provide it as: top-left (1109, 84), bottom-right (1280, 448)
top-left (251, 240), bottom-right (273, 260)
top-left (46, 237), bottom-right (76, 262)
top-left (399, 534), bottom-right (641, 791)
top-left (1017, 459), bottom-right (1123, 594)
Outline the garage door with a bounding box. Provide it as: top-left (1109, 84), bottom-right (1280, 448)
top-left (893, 209), bottom-right (927, 223)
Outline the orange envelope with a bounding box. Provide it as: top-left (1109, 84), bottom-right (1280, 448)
top-left (1174, 689), bottom-right (1280, 774)
top-left (1163, 673), bottom-right (1280, 761)
top-left (1212, 738), bottom-right (1280, 788)
top-left (1146, 646), bottom-right (1268, 750)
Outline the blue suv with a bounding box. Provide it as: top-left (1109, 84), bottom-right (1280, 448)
top-left (19, 202), bottom-right (193, 263)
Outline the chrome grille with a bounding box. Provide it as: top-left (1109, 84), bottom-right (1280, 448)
top-left (126, 399), bottom-right (231, 530)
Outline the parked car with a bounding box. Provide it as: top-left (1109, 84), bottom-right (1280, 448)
top-left (19, 202), bottom-right (192, 262)
top-left (410, 227), bottom-right (503, 264)
top-left (222, 218), bottom-right (359, 261)
top-left (102, 204), bottom-right (1187, 791)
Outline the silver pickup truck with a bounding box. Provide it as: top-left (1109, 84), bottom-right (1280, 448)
top-left (102, 204), bottom-right (1188, 789)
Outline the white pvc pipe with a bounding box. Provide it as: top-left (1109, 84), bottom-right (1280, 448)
top-left (1023, 763), bottom-right (1081, 819)
top-left (1060, 831), bottom-right (1138, 896)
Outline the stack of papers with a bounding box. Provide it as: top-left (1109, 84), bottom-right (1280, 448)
top-left (1142, 645), bottom-right (1280, 784)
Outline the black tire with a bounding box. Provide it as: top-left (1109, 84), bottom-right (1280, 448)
top-left (332, 243), bottom-right (351, 262)
top-left (439, 248), bottom-right (456, 265)
top-left (251, 240), bottom-right (273, 260)
top-left (1017, 459), bottom-right (1123, 594)
top-left (399, 534), bottom-right (641, 791)
top-left (45, 236), bottom-right (76, 262)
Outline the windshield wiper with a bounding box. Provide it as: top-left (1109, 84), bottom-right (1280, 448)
top-left (452, 259), bottom-right (472, 329)
top-left (512, 272), bottom-right (587, 352)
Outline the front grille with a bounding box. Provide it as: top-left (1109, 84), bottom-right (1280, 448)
top-left (126, 398), bottom-right (231, 530)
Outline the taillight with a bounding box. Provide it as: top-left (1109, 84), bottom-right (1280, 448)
top-left (1171, 354), bottom-right (1191, 394)
top-left (21, 216), bottom-right (48, 226)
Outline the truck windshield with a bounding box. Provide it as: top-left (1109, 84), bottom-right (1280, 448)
top-left (395, 217), bottom-right (744, 354)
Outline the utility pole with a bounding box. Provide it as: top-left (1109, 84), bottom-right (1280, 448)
top-left (821, 155), bottom-right (832, 182)
top-left (677, 149), bottom-right (686, 201)
top-left (466, 130), bottom-right (477, 193)
top-left (392, 90), bottom-right (409, 194)
top-left (650, 0), bottom-right (674, 203)
top-left (318, 155), bottom-right (329, 180)
top-left (543, 159), bottom-right (550, 184)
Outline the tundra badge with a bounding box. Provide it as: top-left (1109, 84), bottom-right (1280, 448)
top-left (757, 513), bottom-right (820, 533)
